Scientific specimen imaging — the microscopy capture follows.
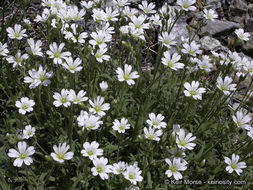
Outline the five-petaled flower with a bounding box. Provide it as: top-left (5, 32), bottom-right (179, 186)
top-left (8, 141), bottom-right (35, 167)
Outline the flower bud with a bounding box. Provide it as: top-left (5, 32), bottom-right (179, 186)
top-left (99, 81), bottom-right (108, 91)
top-left (45, 155), bottom-right (52, 161)
top-left (201, 159), bottom-right (206, 167)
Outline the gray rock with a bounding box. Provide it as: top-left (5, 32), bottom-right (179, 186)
top-left (206, 0), bottom-right (222, 9)
top-left (171, 17), bottom-right (189, 45)
top-left (246, 18), bottom-right (253, 32)
top-left (200, 36), bottom-right (228, 51)
top-left (229, 0), bottom-right (248, 15)
top-left (166, 0), bottom-right (176, 4)
top-left (199, 20), bottom-right (240, 37)
top-left (231, 16), bottom-right (245, 27)
top-left (248, 3), bottom-right (253, 13)
top-left (242, 33), bottom-right (253, 58)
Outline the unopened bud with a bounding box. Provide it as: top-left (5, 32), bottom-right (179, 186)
top-left (45, 155), bottom-right (52, 161)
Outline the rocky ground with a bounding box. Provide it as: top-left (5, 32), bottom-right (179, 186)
top-left (1, 0), bottom-right (252, 110)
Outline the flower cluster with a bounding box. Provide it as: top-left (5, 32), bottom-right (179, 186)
top-left (2, 0), bottom-right (253, 189)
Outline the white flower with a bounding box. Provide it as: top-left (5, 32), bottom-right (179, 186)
top-left (34, 8), bottom-right (50, 22)
top-left (120, 26), bottom-right (129, 34)
top-left (101, 22), bottom-right (115, 35)
top-left (159, 32), bottom-right (176, 49)
top-left (146, 113), bottom-right (167, 129)
top-left (217, 76), bottom-right (236, 95)
top-left (237, 56), bottom-right (250, 67)
top-left (81, 1), bottom-right (94, 9)
top-left (57, 8), bottom-right (71, 22)
top-left (143, 127), bottom-right (163, 141)
top-left (229, 51), bottom-right (241, 66)
top-left (129, 15), bottom-right (149, 30)
top-left (53, 89), bottom-right (71, 107)
top-left (177, 0), bottom-right (196, 11)
top-left (7, 24), bottom-right (27, 40)
top-left (203, 9), bottom-right (218, 21)
top-left (243, 61), bottom-right (253, 76)
top-left (46, 42), bottom-right (71, 65)
top-left (89, 96), bottom-right (110, 117)
top-left (77, 111), bottom-right (103, 130)
top-left (68, 5), bottom-right (86, 22)
top-left (235, 28), bottom-right (250, 41)
top-left (162, 51), bottom-right (184, 70)
top-left (138, 1), bottom-right (156, 14)
top-left (99, 81), bottom-right (108, 91)
top-left (224, 154), bottom-right (246, 176)
top-left (116, 64), bottom-right (139, 86)
top-left (150, 14), bottom-right (162, 26)
top-left (24, 65), bottom-right (53, 88)
top-left (123, 6), bottom-right (138, 19)
top-left (129, 28), bottom-right (146, 41)
top-left (232, 110), bottom-right (251, 129)
top-left (165, 158), bottom-right (187, 180)
top-left (6, 50), bottom-right (29, 68)
top-left (197, 55), bottom-right (213, 72)
top-left (247, 127), bottom-right (253, 139)
top-left (0, 42), bottom-right (9, 56)
top-left (112, 118), bottom-right (131, 133)
top-left (182, 41), bottom-right (202, 57)
top-left (184, 81), bottom-right (206, 100)
top-left (15, 97), bottom-right (35, 115)
top-left (50, 142), bottom-right (74, 163)
top-left (23, 18), bottom-right (31, 25)
top-left (89, 30), bottom-right (112, 47)
top-left (42, 0), bottom-right (51, 7)
top-left (176, 129), bottom-right (196, 150)
top-left (64, 24), bottom-right (88, 44)
top-left (111, 161), bottom-right (127, 175)
top-left (105, 6), bottom-right (119, 22)
top-left (93, 45), bottom-right (110, 63)
top-left (172, 124), bottom-right (181, 136)
top-left (91, 157), bottom-right (112, 180)
top-left (81, 141), bottom-right (103, 160)
top-left (68, 89), bottom-right (88, 104)
top-left (113, 0), bottom-right (130, 8)
top-left (27, 38), bottom-right (43, 57)
top-left (92, 8), bottom-right (106, 22)
top-left (50, 0), bottom-right (67, 14)
top-left (8, 141), bottom-right (35, 167)
top-left (123, 165), bottom-right (143, 185)
top-left (22, 125), bottom-right (36, 139)
top-left (62, 57), bottom-right (83, 73)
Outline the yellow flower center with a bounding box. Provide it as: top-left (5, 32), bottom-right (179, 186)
top-left (129, 174), bottom-right (135, 180)
top-left (54, 52), bottom-right (61, 58)
top-left (119, 126), bottom-right (125, 130)
top-left (39, 75), bottom-right (46, 82)
top-left (22, 105), bottom-right (28, 110)
top-left (14, 33), bottom-right (20, 38)
top-left (231, 163), bottom-right (237, 170)
top-left (179, 140), bottom-right (186, 147)
top-left (123, 74), bottom-right (130, 81)
top-left (170, 165), bottom-right (177, 173)
top-left (94, 106), bottom-right (101, 112)
top-left (19, 153), bottom-right (27, 159)
top-left (61, 98), bottom-right (67, 103)
top-left (87, 150), bottom-right (94, 156)
top-left (57, 153), bottom-right (64, 160)
top-left (190, 90), bottom-right (197, 96)
top-left (96, 166), bottom-right (104, 173)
